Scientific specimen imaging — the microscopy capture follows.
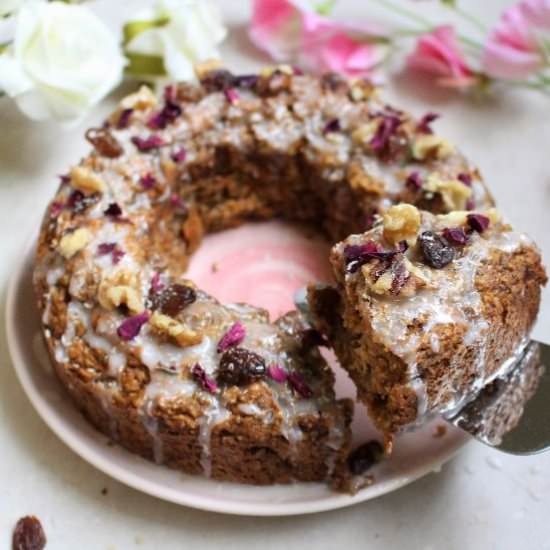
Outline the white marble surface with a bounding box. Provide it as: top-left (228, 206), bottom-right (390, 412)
top-left (1, 1), bottom-right (549, 548)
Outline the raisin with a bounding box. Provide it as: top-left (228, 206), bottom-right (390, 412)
top-left (217, 347), bottom-right (266, 386)
top-left (12, 516), bottom-right (46, 550)
top-left (347, 440), bottom-right (384, 476)
top-left (104, 202), bottom-right (122, 218)
top-left (150, 284), bottom-right (197, 317)
top-left (418, 231), bottom-right (455, 269)
top-left (200, 69), bottom-right (236, 92)
top-left (85, 127), bottom-right (123, 158)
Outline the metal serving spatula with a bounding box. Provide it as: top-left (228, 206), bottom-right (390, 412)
top-left (445, 340), bottom-right (550, 455)
top-left (294, 288), bottom-right (550, 455)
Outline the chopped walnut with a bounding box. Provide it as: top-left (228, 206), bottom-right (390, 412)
top-left (149, 311), bottom-right (203, 347)
top-left (260, 64), bottom-right (293, 77)
top-left (70, 166), bottom-right (107, 194)
top-left (437, 207), bottom-right (501, 228)
top-left (120, 84), bottom-right (157, 110)
top-left (351, 121), bottom-right (379, 145)
top-left (58, 228), bottom-right (92, 259)
top-left (347, 162), bottom-right (385, 195)
top-left (349, 79), bottom-right (375, 102)
top-left (423, 174), bottom-right (472, 211)
top-left (412, 135), bottom-right (455, 161)
top-left (383, 204), bottom-right (421, 246)
top-left (98, 271), bottom-right (144, 313)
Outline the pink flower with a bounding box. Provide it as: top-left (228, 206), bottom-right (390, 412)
top-left (407, 25), bottom-right (477, 88)
top-left (482, 1), bottom-right (549, 79)
top-left (249, 0), bottom-right (384, 78)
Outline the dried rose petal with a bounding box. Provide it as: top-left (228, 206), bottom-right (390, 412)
top-left (292, 65), bottom-right (304, 75)
top-left (117, 311), bottom-right (150, 341)
top-left (150, 272), bottom-right (164, 293)
top-left (287, 372), bottom-right (313, 399)
top-left (171, 147), bottom-right (186, 163)
top-left (140, 173), bottom-right (156, 190)
top-left (117, 108), bottom-right (133, 129)
top-left (12, 515), bottom-right (46, 550)
top-left (417, 112), bottom-right (439, 134)
top-left (267, 364), bottom-right (288, 383)
top-left (97, 242), bottom-right (117, 255)
top-left (192, 364), bottom-right (219, 393)
top-left (112, 248), bottom-right (125, 264)
top-left (370, 114), bottom-right (401, 157)
top-left (147, 100), bottom-right (182, 130)
top-left (465, 198), bottom-right (476, 211)
top-left (217, 321), bottom-right (246, 353)
top-left (224, 88), bottom-right (239, 104)
top-left (406, 171), bottom-right (423, 190)
top-left (457, 172), bottom-right (472, 187)
top-left (67, 190), bottom-right (98, 214)
top-left (169, 194), bottom-right (188, 215)
top-left (104, 202), bottom-right (122, 218)
top-left (164, 84), bottom-right (175, 102)
top-left (50, 201), bottom-right (64, 217)
top-left (443, 227), bottom-right (469, 245)
top-left (131, 135), bottom-right (164, 151)
top-left (344, 241), bottom-right (398, 274)
top-left (234, 74), bottom-right (258, 88)
top-left (302, 328), bottom-right (329, 348)
top-left (201, 69), bottom-right (236, 92)
top-left (59, 174), bottom-right (70, 184)
top-left (324, 118), bottom-right (341, 133)
top-left (467, 213), bottom-right (490, 233)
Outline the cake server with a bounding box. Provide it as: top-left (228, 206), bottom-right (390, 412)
top-left (294, 288), bottom-right (550, 455)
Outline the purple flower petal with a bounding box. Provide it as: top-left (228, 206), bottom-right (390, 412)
top-left (97, 242), bottom-right (117, 255)
top-left (147, 100), bottom-right (182, 130)
top-left (131, 135), bottom-right (164, 152)
top-left (467, 214), bottom-right (490, 233)
top-left (324, 118), bottom-right (341, 134)
top-left (117, 108), bottom-right (133, 129)
top-left (59, 174), bottom-right (71, 184)
top-left (171, 147), bottom-right (186, 163)
top-left (370, 114), bottom-right (402, 157)
top-left (117, 311), bottom-right (150, 341)
top-left (465, 198), bottom-right (476, 211)
top-left (344, 241), bottom-right (399, 273)
top-left (443, 227), bottom-right (469, 245)
top-left (192, 364), bottom-right (219, 393)
top-left (224, 88), bottom-right (239, 104)
top-left (104, 202), bottom-right (122, 218)
top-left (457, 172), bottom-right (473, 187)
top-left (164, 84), bottom-right (175, 102)
top-left (234, 74), bottom-right (258, 88)
top-left (112, 248), bottom-right (125, 264)
top-left (150, 272), bottom-right (165, 293)
top-left (267, 364), bottom-right (288, 383)
top-left (287, 372), bottom-right (313, 399)
top-left (406, 171), bottom-right (423, 190)
top-left (50, 201), bottom-right (64, 217)
top-left (417, 112), bottom-right (439, 134)
top-left (169, 194), bottom-right (188, 215)
top-left (292, 66), bottom-right (304, 75)
top-left (217, 321), bottom-right (246, 353)
top-left (140, 173), bottom-right (156, 190)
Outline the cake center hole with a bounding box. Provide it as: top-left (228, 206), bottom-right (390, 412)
top-left (186, 220), bottom-right (333, 320)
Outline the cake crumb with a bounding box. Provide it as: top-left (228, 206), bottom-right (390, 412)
top-left (211, 262), bottom-right (219, 273)
top-left (433, 424), bottom-right (447, 438)
top-left (101, 487), bottom-right (108, 496)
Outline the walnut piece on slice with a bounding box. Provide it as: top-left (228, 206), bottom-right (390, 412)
top-left (70, 166), bottom-right (107, 194)
top-left (423, 174), bottom-right (472, 211)
top-left (120, 84), bottom-right (157, 110)
top-left (97, 271), bottom-right (144, 314)
top-left (383, 204), bottom-right (421, 246)
top-left (149, 311), bottom-right (203, 347)
top-left (58, 228), bottom-right (92, 259)
top-left (412, 135), bottom-right (455, 161)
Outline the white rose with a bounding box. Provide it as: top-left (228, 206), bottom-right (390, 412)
top-left (0, 0), bottom-right (24, 17)
top-left (124, 0), bottom-right (227, 82)
top-left (0, 1), bottom-right (126, 121)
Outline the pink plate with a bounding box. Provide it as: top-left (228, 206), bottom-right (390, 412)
top-left (6, 221), bottom-right (470, 516)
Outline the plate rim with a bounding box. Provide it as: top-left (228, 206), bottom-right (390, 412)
top-left (4, 227), bottom-right (470, 516)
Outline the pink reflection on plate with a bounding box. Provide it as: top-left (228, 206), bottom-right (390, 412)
top-left (187, 221), bottom-right (333, 320)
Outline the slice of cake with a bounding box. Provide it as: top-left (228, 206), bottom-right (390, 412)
top-left (309, 205), bottom-right (547, 435)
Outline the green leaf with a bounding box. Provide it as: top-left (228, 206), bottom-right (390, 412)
top-left (440, 0), bottom-right (456, 5)
top-left (123, 16), bottom-right (170, 46)
top-left (315, 0), bottom-right (337, 16)
top-left (0, 43), bottom-right (9, 54)
top-left (124, 52), bottom-right (166, 77)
